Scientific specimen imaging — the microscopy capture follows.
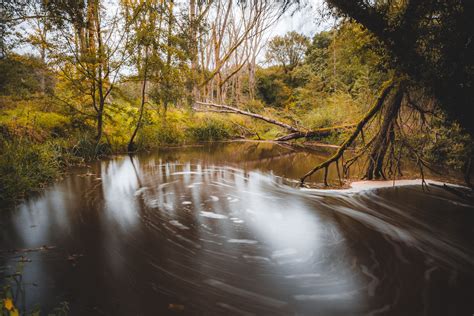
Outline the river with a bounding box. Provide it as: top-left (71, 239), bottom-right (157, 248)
top-left (1, 141), bottom-right (473, 315)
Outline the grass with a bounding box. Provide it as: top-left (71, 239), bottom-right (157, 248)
top-left (0, 139), bottom-right (63, 202)
top-left (0, 96), bottom-right (363, 203)
top-left (0, 105), bottom-right (244, 202)
top-left (1, 93), bottom-right (469, 203)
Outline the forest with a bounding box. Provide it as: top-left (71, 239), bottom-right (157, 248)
top-left (1, 1), bottom-right (474, 315)
top-left (1, 0), bottom-right (472, 201)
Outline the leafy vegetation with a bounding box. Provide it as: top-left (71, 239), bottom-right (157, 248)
top-left (0, 0), bottom-right (472, 202)
top-left (1, 263), bottom-right (69, 315)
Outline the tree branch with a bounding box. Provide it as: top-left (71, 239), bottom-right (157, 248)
top-left (300, 79), bottom-right (395, 185)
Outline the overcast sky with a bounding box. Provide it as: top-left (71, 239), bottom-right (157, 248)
top-left (15, 0), bottom-right (332, 66)
top-left (270, 0), bottom-right (332, 38)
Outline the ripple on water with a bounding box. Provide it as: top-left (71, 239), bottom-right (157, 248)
top-left (2, 143), bottom-right (474, 315)
top-left (199, 211), bottom-right (228, 219)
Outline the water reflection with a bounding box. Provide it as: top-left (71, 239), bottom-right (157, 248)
top-left (101, 157), bottom-right (140, 228)
top-left (0, 142), bottom-right (473, 315)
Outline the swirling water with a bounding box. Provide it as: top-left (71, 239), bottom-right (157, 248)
top-left (1, 142), bottom-right (473, 315)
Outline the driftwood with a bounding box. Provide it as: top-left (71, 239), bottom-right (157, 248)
top-left (194, 101), bottom-right (355, 141)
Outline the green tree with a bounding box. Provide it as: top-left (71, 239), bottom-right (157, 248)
top-left (325, 0), bottom-right (474, 136)
top-left (265, 31), bottom-right (310, 73)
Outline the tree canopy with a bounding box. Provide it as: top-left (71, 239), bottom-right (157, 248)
top-left (325, 0), bottom-right (474, 136)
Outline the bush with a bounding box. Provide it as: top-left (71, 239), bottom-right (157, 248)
top-left (243, 99), bottom-right (265, 112)
top-left (186, 117), bottom-right (231, 142)
top-left (0, 139), bottom-right (62, 202)
top-left (154, 123), bottom-right (186, 146)
top-left (419, 118), bottom-right (471, 171)
top-left (256, 67), bottom-right (292, 107)
top-left (0, 107), bottom-right (71, 141)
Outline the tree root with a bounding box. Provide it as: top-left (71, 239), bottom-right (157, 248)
top-left (299, 79), bottom-right (395, 186)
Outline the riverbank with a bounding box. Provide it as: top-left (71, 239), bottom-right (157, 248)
top-left (1, 138), bottom-right (471, 204)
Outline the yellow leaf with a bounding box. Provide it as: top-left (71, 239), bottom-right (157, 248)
top-left (4, 298), bottom-right (13, 311)
top-left (9, 308), bottom-right (19, 316)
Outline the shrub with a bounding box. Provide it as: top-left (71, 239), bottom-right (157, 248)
top-left (0, 139), bottom-right (61, 202)
top-left (154, 123), bottom-right (186, 145)
top-left (419, 119), bottom-right (471, 171)
top-left (186, 117), bottom-right (231, 142)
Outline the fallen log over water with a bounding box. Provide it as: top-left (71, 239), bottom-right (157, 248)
top-left (275, 125), bottom-right (356, 141)
top-left (194, 101), bottom-right (354, 141)
top-left (194, 101), bottom-right (299, 132)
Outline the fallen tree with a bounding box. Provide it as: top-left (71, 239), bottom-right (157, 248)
top-left (195, 78), bottom-right (472, 187)
top-left (275, 125), bottom-right (356, 141)
top-left (194, 101), bottom-right (300, 132)
top-left (194, 101), bottom-right (355, 140)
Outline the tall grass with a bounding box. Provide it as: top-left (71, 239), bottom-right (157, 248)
top-left (186, 117), bottom-right (231, 142)
top-left (0, 139), bottom-right (62, 201)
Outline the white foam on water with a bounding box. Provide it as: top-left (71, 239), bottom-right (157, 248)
top-left (271, 248), bottom-right (298, 258)
top-left (242, 255), bottom-right (271, 262)
top-left (169, 220), bottom-right (190, 230)
top-left (302, 179), bottom-right (468, 194)
top-left (134, 187), bottom-right (149, 196)
top-left (227, 239), bottom-right (258, 244)
top-left (200, 211), bottom-right (228, 219)
top-left (188, 182), bottom-right (203, 188)
top-left (284, 273), bottom-right (321, 279)
top-left (230, 217), bottom-right (245, 224)
top-left (293, 291), bottom-right (357, 301)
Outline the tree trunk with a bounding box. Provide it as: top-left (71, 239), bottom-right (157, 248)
top-left (464, 154), bottom-right (472, 187)
top-left (299, 79), bottom-right (395, 185)
top-left (275, 125), bottom-right (356, 141)
top-left (128, 47), bottom-right (149, 152)
top-left (188, 0), bottom-right (199, 105)
top-left (195, 101), bottom-right (299, 132)
top-left (364, 83), bottom-right (404, 180)
top-left (96, 109), bottom-right (103, 143)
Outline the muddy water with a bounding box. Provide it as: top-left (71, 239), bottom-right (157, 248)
top-left (1, 142), bottom-right (473, 315)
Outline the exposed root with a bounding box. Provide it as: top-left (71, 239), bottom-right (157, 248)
top-left (364, 83), bottom-right (404, 180)
top-left (299, 79), bottom-right (395, 186)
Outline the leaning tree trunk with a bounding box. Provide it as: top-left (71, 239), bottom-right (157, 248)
top-left (299, 79), bottom-right (395, 185)
top-left (364, 83), bottom-right (404, 180)
top-left (128, 47), bottom-right (149, 153)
